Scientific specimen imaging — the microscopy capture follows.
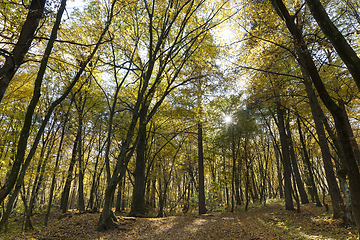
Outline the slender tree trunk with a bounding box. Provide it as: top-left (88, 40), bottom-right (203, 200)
top-left (274, 146), bottom-right (283, 198)
top-left (244, 150), bottom-right (250, 211)
top-left (291, 170), bottom-right (301, 212)
top-left (251, 163), bottom-right (259, 201)
top-left (198, 122), bottom-right (206, 214)
top-left (25, 128), bottom-right (56, 230)
top-left (259, 144), bottom-right (269, 203)
top-left (285, 117), bottom-right (309, 204)
top-left (150, 179), bottom-right (156, 208)
top-left (76, 98), bottom-right (86, 212)
top-left (297, 118), bottom-right (321, 207)
top-left (121, 175), bottom-right (126, 210)
top-left (231, 165), bottom-right (235, 212)
top-left (44, 116), bottom-right (67, 226)
top-left (223, 154), bottom-right (230, 206)
top-left (88, 148), bottom-right (103, 211)
top-left (24, 156), bottom-right (45, 230)
top-left (231, 128), bottom-right (241, 205)
top-left (157, 177), bottom-right (166, 217)
top-left (115, 181), bottom-right (122, 213)
top-left (276, 101), bottom-right (294, 210)
top-left (60, 129), bottom-right (80, 213)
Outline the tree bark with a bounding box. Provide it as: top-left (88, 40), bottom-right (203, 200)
top-left (75, 97), bottom-right (86, 213)
top-left (274, 145), bottom-right (283, 198)
top-left (339, 100), bottom-right (360, 165)
top-left (25, 124), bottom-right (57, 229)
top-left (129, 108), bottom-right (148, 217)
top-left (0, 0), bottom-right (46, 103)
top-left (198, 122), bottom-right (206, 214)
top-left (305, 0), bottom-right (360, 90)
top-left (60, 128), bottom-right (80, 213)
top-left (276, 101), bottom-right (294, 210)
top-left (273, 0), bottom-right (360, 229)
top-left (115, 180), bottom-right (122, 212)
top-left (231, 126), bottom-right (241, 206)
top-left (251, 164), bottom-right (259, 201)
top-left (45, 110), bottom-right (69, 226)
top-left (244, 137), bottom-right (251, 211)
top-left (88, 141), bottom-right (105, 211)
top-left (285, 116), bottom-right (309, 204)
top-left (296, 117), bottom-right (321, 207)
top-left (300, 68), bottom-right (343, 217)
top-left (25, 150), bottom-right (46, 230)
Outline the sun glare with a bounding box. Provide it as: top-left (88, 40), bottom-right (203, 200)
top-left (224, 116), bottom-right (232, 124)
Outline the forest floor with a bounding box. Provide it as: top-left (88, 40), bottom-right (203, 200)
top-left (1, 199), bottom-right (358, 240)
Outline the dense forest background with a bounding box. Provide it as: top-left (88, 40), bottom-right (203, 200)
top-left (1, 0), bottom-right (360, 237)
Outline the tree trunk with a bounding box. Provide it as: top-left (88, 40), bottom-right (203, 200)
top-left (231, 127), bottom-right (241, 206)
top-left (244, 151), bottom-right (250, 211)
top-left (97, 177), bottom-right (118, 231)
top-left (0, 0), bottom-right (46, 103)
top-left (25, 128), bottom-right (56, 230)
top-left (339, 100), bottom-right (360, 165)
top-left (150, 179), bottom-right (156, 208)
top-left (285, 117), bottom-right (309, 204)
top-left (88, 149), bottom-right (103, 211)
top-left (296, 118), bottom-right (322, 207)
top-left (44, 116), bottom-right (67, 226)
top-left (251, 164), bottom-right (259, 201)
top-left (305, 0), bottom-right (360, 90)
top-left (157, 177), bottom-right (165, 217)
top-left (300, 68), bottom-right (343, 217)
top-left (129, 111), bottom-right (148, 217)
top-left (98, 96), bottom-right (140, 230)
top-left (76, 97), bottom-right (86, 213)
top-left (274, 146), bottom-right (283, 198)
top-left (25, 156), bottom-right (45, 230)
top-left (0, 0), bottom-right (67, 205)
top-left (273, 0), bottom-right (360, 230)
top-left (115, 180), bottom-right (122, 213)
top-left (198, 122), bottom-right (206, 214)
top-left (60, 128), bottom-right (80, 213)
top-left (276, 101), bottom-right (294, 210)
top-left (223, 154), bottom-right (230, 206)
top-left (259, 143), bottom-right (269, 203)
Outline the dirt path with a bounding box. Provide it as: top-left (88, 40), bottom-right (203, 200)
top-left (123, 205), bottom-right (284, 240)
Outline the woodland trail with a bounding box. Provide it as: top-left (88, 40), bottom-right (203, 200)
top-left (3, 201), bottom-right (358, 240)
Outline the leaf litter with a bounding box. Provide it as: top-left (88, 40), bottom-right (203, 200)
top-left (2, 200), bottom-right (359, 240)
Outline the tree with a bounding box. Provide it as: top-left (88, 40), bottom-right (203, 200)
top-left (119, 0), bottom-right (226, 219)
top-left (0, 0), bottom-right (67, 206)
top-left (272, 0), bottom-right (360, 231)
top-left (275, 101), bottom-right (294, 210)
top-left (305, 0), bottom-right (360, 91)
top-left (0, 0), bottom-right (46, 103)
top-left (0, 0), bottom-right (115, 226)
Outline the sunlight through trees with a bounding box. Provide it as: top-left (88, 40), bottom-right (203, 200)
top-left (0, 0), bottom-right (360, 238)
